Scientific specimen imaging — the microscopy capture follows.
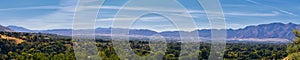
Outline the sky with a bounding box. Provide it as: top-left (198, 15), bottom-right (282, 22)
top-left (0, 0), bottom-right (300, 32)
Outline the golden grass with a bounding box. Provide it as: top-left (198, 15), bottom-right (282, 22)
top-left (0, 34), bottom-right (24, 44)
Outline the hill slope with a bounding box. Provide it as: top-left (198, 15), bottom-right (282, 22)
top-left (0, 34), bottom-right (24, 44)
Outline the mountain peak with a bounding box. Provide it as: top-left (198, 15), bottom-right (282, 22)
top-left (287, 22), bottom-right (297, 25)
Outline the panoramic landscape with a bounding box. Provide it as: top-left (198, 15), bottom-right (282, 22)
top-left (0, 22), bottom-right (299, 60)
top-left (1, 0), bottom-right (300, 60)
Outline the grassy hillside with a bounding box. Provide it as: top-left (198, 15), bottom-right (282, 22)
top-left (0, 34), bottom-right (24, 44)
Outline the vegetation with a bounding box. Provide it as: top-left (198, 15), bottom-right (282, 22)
top-left (0, 32), bottom-right (75, 60)
top-left (0, 31), bottom-right (292, 60)
top-left (286, 29), bottom-right (300, 60)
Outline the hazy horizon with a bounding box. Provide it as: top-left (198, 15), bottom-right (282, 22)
top-left (2, 22), bottom-right (298, 32)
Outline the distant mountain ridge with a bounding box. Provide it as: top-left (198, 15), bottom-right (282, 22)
top-left (227, 23), bottom-right (299, 40)
top-left (0, 25), bottom-right (13, 32)
top-left (6, 22), bottom-right (300, 41)
top-left (7, 25), bottom-right (31, 32)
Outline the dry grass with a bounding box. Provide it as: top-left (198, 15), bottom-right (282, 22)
top-left (0, 34), bottom-right (24, 44)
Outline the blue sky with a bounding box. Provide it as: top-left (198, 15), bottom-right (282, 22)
top-left (0, 0), bottom-right (299, 32)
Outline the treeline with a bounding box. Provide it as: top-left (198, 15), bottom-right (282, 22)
top-left (96, 40), bottom-right (288, 60)
top-left (0, 31), bottom-right (295, 60)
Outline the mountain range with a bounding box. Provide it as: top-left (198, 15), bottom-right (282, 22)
top-left (2, 22), bottom-right (299, 41)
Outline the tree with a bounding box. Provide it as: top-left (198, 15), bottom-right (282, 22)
top-left (286, 29), bottom-right (300, 60)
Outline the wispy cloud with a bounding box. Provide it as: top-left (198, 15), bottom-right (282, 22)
top-left (246, 0), bottom-right (298, 16)
top-left (246, 0), bottom-right (259, 4)
top-left (225, 11), bottom-right (279, 17)
top-left (97, 16), bottom-right (167, 22)
top-left (275, 8), bottom-right (298, 16)
top-left (0, 6), bottom-right (63, 11)
top-left (99, 5), bottom-right (204, 18)
top-left (101, 6), bottom-right (201, 13)
top-left (4, 0), bottom-right (77, 30)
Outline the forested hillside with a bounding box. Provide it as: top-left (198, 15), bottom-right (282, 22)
top-left (0, 32), bottom-right (74, 60)
top-left (0, 31), bottom-right (292, 60)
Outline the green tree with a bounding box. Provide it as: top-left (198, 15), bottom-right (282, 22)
top-left (286, 29), bottom-right (300, 60)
